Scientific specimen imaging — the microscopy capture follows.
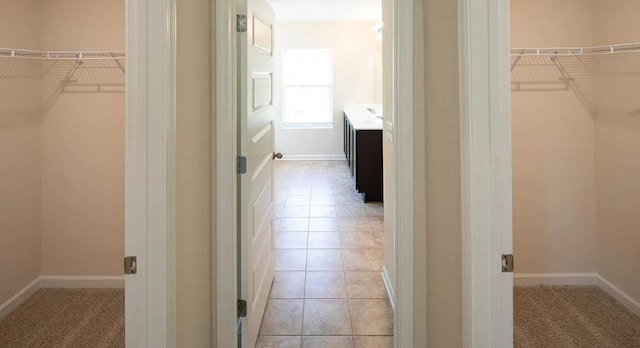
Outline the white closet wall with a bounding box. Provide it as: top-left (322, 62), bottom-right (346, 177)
top-left (593, 0), bottom-right (640, 303)
top-left (512, 0), bottom-right (640, 305)
top-left (39, 0), bottom-right (124, 277)
top-left (512, 0), bottom-right (597, 274)
top-left (0, 0), bottom-right (124, 306)
top-left (0, 0), bottom-right (42, 305)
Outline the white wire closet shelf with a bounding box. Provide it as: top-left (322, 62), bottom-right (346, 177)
top-left (511, 42), bottom-right (640, 57)
top-left (0, 47), bottom-right (126, 80)
top-left (0, 48), bottom-right (125, 61)
top-left (0, 47), bottom-right (126, 101)
top-left (511, 42), bottom-right (640, 71)
top-left (510, 42), bottom-right (640, 113)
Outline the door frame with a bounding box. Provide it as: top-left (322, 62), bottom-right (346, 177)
top-left (215, 0), bottom-right (419, 347)
top-left (124, 0), bottom-right (512, 345)
top-left (458, 0), bottom-right (513, 346)
top-left (125, 0), bottom-right (177, 346)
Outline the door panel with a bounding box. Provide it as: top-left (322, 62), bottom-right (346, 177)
top-left (239, 0), bottom-right (275, 346)
top-left (252, 73), bottom-right (273, 111)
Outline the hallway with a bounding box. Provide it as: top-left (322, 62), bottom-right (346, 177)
top-left (256, 160), bottom-right (393, 348)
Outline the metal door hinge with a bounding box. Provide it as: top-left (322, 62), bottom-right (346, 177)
top-left (124, 256), bottom-right (137, 275)
top-left (502, 254), bottom-right (514, 273)
top-left (237, 156), bottom-right (247, 174)
top-left (237, 299), bottom-right (247, 317)
top-left (236, 15), bottom-right (247, 32)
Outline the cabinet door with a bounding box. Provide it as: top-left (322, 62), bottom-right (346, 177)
top-left (343, 114), bottom-right (348, 157)
top-left (355, 130), bottom-right (383, 202)
top-left (350, 127), bottom-right (356, 177)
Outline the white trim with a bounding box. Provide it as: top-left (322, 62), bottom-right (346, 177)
top-left (279, 154), bottom-right (345, 161)
top-left (513, 273), bottom-right (640, 318)
top-left (0, 278), bottom-right (40, 320)
top-left (395, 0), bottom-right (415, 346)
top-left (597, 274), bottom-right (640, 317)
top-left (459, 0), bottom-right (492, 345)
top-left (0, 276), bottom-right (126, 320)
top-left (39, 276), bottom-right (125, 289)
top-left (145, 0), bottom-right (177, 344)
top-left (382, 267), bottom-right (396, 311)
top-left (215, 0), bottom-right (239, 345)
top-left (459, 0), bottom-right (512, 346)
top-left (458, 0), bottom-right (473, 345)
top-left (514, 273), bottom-right (598, 287)
top-left (125, 0), bottom-right (177, 346)
top-left (216, 0), bottom-right (417, 346)
top-left (125, 1), bottom-right (149, 346)
top-left (489, 0), bottom-right (513, 346)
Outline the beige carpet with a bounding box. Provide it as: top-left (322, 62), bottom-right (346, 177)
top-left (0, 288), bottom-right (124, 348)
top-left (515, 286), bottom-right (640, 348)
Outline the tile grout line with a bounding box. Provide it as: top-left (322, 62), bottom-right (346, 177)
top-left (343, 235), bottom-right (357, 343)
top-left (334, 167), bottom-right (357, 341)
top-left (265, 163), bottom-right (390, 345)
top-left (300, 206), bottom-right (309, 341)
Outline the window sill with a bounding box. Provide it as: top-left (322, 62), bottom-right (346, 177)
top-left (283, 123), bottom-right (334, 130)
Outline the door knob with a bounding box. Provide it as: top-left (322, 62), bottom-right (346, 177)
top-left (273, 152), bottom-right (283, 160)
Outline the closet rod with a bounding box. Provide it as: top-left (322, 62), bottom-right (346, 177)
top-left (0, 48), bottom-right (125, 60)
top-left (511, 42), bottom-right (640, 57)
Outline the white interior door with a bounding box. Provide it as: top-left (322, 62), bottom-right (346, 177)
top-left (238, 0), bottom-right (276, 347)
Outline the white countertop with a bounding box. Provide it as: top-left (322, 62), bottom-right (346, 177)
top-left (343, 104), bottom-right (383, 130)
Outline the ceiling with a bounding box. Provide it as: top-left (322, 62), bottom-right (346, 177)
top-left (266, 0), bottom-right (381, 22)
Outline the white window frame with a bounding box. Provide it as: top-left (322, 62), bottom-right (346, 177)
top-left (282, 47), bottom-right (334, 129)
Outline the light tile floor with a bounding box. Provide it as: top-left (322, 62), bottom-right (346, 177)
top-left (257, 161), bottom-right (393, 348)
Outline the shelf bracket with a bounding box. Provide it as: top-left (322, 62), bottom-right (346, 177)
top-left (510, 55), bottom-right (522, 72)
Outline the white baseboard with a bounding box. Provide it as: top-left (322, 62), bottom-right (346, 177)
top-left (382, 266), bottom-right (396, 311)
top-left (0, 275), bottom-right (124, 319)
top-left (514, 272), bottom-right (640, 317)
top-left (514, 273), bottom-right (599, 286)
top-left (279, 154), bottom-right (346, 161)
top-left (0, 277), bottom-right (40, 320)
top-left (597, 274), bottom-right (640, 317)
top-left (39, 275), bottom-right (124, 289)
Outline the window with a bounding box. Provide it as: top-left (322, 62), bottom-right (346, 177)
top-left (283, 48), bottom-right (333, 128)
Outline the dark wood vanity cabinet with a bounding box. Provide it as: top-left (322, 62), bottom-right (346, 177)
top-left (343, 113), bottom-right (383, 202)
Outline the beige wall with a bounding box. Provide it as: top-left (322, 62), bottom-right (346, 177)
top-left (273, 21), bottom-right (379, 157)
top-left (374, 33), bottom-right (383, 104)
top-left (592, 0), bottom-right (640, 302)
top-left (511, 0), bottom-right (598, 273)
top-left (0, 0), bottom-right (43, 305)
top-left (39, 0), bottom-right (125, 276)
top-left (423, 0), bottom-right (461, 346)
top-left (175, 0), bottom-right (214, 345)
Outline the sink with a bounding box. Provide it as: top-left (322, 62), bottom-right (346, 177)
top-left (343, 105), bottom-right (384, 130)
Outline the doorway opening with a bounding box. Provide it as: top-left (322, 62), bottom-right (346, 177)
top-left (510, 0), bottom-right (640, 346)
top-left (0, 1), bottom-right (126, 346)
top-left (217, 0), bottom-right (417, 346)
top-left (246, 1), bottom-right (394, 347)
